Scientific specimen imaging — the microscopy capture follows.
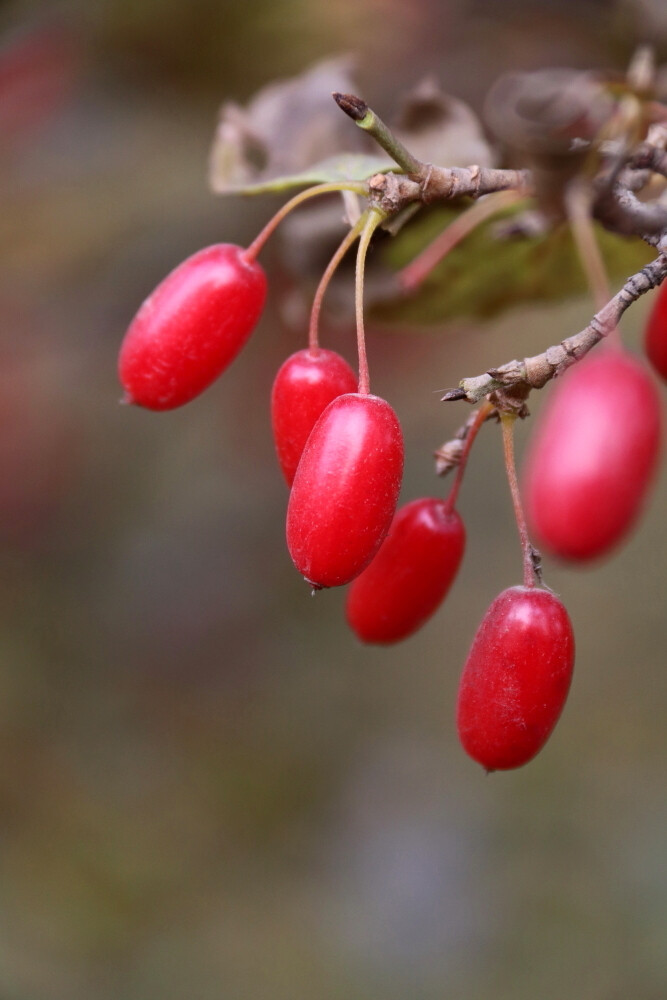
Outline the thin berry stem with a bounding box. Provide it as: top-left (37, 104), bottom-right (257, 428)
top-left (445, 402), bottom-right (495, 512)
top-left (399, 190), bottom-right (524, 291)
top-left (308, 214), bottom-right (368, 353)
top-left (243, 181), bottom-right (369, 262)
top-left (566, 179), bottom-right (622, 348)
top-left (501, 413), bottom-right (536, 588)
top-left (354, 208), bottom-right (385, 395)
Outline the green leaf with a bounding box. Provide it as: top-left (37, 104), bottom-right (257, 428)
top-left (215, 153), bottom-right (395, 195)
top-left (373, 205), bottom-right (653, 325)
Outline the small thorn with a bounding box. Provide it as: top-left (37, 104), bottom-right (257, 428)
top-left (332, 92), bottom-right (368, 121)
top-left (441, 388), bottom-right (468, 402)
top-left (119, 392), bottom-right (134, 406)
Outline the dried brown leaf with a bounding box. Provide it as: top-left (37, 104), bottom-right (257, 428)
top-left (209, 55), bottom-right (383, 194)
top-left (393, 76), bottom-right (496, 168)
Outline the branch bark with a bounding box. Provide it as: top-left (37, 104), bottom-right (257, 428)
top-left (443, 253), bottom-right (667, 404)
top-left (366, 166), bottom-right (531, 214)
top-left (334, 91), bottom-right (667, 407)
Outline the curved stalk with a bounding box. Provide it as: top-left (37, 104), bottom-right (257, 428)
top-left (444, 402), bottom-right (495, 512)
top-left (566, 179), bottom-right (621, 348)
top-left (501, 413), bottom-right (537, 589)
top-left (243, 181), bottom-right (369, 262)
top-left (399, 191), bottom-right (524, 291)
top-left (307, 215), bottom-right (368, 353)
top-left (354, 208), bottom-right (386, 394)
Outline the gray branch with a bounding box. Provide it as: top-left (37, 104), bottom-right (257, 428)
top-left (594, 185), bottom-right (667, 238)
top-left (366, 166), bottom-right (531, 214)
top-left (629, 142), bottom-right (667, 178)
top-left (444, 254), bottom-right (667, 404)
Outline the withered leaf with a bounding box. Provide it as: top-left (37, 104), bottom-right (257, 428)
top-left (209, 59), bottom-right (497, 195)
top-left (393, 76), bottom-right (496, 168)
top-left (209, 55), bottom-right (393, 194)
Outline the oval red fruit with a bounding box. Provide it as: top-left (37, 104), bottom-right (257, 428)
top-left (645, 280), bottom-right (667, 381)
top-left (271, 348), bottom-right (357, 485)
top-left (286, 393), bottom-right (404, 588)
top-left (345, 498), bottom-right (465, 643)
top-left (523, 350), bottom-right (662, 561)
top-left (456, 586), bottom-right (575, 771)
top-left (119, 244), bottom-right (267, 410)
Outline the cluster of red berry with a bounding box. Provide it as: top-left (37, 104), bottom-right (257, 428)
top-left (117, 202), bottom-right (666, 773)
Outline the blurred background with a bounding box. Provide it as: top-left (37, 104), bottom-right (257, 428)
top-left (1, 0), bottom-right (666, 997)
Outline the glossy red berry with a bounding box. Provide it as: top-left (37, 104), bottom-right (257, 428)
top-left (286, 393), bottom-right (403, 588)
top-left (645, 280), bottom-right (667, 381)
top-left (523, 349), bottom-right (662, 561)
top-left (345, 498), bottom-right (465, 643)
top-left (271, 348), bottom-right (357, 486)
top-left (119, 244), bottom-right (266, 410)
top-left (456, 586), bottom-right (575, 771)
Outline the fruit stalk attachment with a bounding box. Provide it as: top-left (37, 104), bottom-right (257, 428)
top-left (501, 413), bottom-right (538, 588)
top-left (354, 208), bottom-right (386, 394)
top-left (308, 213), bottom-right (368, 352)
top-left (243, 180), bottom-right (369, 263)
top-left (443, 402), bottom-right (495, 513)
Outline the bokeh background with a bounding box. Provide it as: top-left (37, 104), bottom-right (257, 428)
top-left (1, 0), bottom-right (666, 997)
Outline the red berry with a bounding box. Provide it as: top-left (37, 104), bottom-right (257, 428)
top-left (456, 586), bottom-right (575, 771)
top-left (345, 498), bottom-right (465, 643)
top-left (286, 393), bottom-right (404, 588)
top-left (119, 244), bottom-right (266, 410)
top-left (645, 280), bottom-right (667, 381)
top-left (523, 349), bottom-right (662, 561)
top-left (271, 348), bottom-right (357, 486)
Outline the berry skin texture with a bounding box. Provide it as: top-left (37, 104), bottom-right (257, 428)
top-left (119, 244), bottom-right (266, 410)
top-left (456, 586), bottom-right (575, 771)
top-left (523, 350), bottom-right (662, 562)
top-left (271, 348), bottom-right (357, 486)
top-left (345, 498), bottom-right (465, 643)
top-left (286, 393), bottom-right (404, 588)
top-left (645, 280), bottom-right (667, 381)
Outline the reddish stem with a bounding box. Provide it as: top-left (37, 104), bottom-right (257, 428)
top-left (566, 179), bottom-right (623, 350)
top-left (444, 402), bottom-right (494, 512)
top-left (501, 413), bottom-right (536, 588)
top-left (243, 181), bottom-right (368, 263)
top-left (354, 209), bottom-right (384, 394)
top-left (398, 190), bottom-right (523, 291)
top-left (307, 214), bottom-right (367, 353)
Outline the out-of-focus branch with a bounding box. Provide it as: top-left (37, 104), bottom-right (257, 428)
top-left (593, 185), bottom-right (667, 238)
top-left (628, 142), bottom-right (667, 178)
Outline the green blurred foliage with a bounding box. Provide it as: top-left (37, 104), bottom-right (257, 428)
top-left (377, 205), bottom-right (653, 324)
